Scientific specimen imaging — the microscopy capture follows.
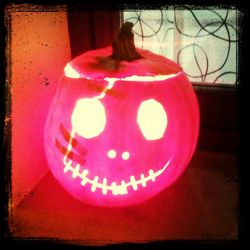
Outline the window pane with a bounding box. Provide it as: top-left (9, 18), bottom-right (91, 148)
top-left (123, 7), bottom-right (239, 85)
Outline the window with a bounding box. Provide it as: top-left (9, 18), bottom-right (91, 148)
top-left (123, 7), bottom-right (239, 86)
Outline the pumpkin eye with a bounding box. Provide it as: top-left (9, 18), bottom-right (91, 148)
top-left (137, 99), bottom-right (168, 140)
top-left (71, 98), bottom-right (106, 138)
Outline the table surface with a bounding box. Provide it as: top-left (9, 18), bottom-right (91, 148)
top-left (9, 150), bottom-right (239, 245)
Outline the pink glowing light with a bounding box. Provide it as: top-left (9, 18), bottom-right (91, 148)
top-left (44, 46), bottom-right (200, 207)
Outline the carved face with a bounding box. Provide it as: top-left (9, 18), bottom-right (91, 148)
top-left (44, 47), bottom-right (199, 207)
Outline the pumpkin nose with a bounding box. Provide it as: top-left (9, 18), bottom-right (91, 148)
top-left (107, 149), bottom-right (130, 160)
top-left (121, 151), bottom-right (130, 160)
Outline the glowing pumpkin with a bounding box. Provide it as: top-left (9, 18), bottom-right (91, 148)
top-left (44, 22), bottom-right (199, 207)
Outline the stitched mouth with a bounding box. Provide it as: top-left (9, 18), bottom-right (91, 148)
top-left (57, 125), bottom-right (171, 196)
top-left (63, 159), bottom-right (171, 196)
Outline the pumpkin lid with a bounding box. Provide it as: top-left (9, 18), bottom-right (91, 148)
top-left (65, 22), bottom-right (182, 80)
top-left (66, 47), bottom-right (182, 80)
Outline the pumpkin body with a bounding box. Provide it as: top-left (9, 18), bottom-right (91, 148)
top-left (44, 46), bottom-right (199, 207)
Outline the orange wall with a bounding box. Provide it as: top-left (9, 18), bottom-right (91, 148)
top-left (10, 11), bottom-right (71, 207)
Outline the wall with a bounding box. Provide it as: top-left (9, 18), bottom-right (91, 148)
top-left (9, 10), bottom-right (71, 207)
top-left (195, 86), bottom-right (239, 154)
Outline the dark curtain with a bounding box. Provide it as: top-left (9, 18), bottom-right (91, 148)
top-left (67, 9), bottom-right (121, 58)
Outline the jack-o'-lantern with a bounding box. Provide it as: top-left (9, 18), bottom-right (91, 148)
top-left (44, 22), bottom-right (200, 207)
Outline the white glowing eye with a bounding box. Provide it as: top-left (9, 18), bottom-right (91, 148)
top-left (71, 98), bottom-right (106, 138)
top-left (137, 99), bottom-right (168, 140)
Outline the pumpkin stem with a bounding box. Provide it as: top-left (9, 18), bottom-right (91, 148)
top-left (111, 22), bottom-right (142, 61)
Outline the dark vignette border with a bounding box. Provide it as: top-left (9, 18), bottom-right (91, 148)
top-left (0, 0), bottom-right (248, 249)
